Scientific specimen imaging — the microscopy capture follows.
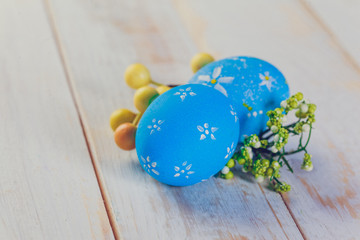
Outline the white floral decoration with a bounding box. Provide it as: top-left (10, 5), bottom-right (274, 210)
top-left (259, 72), bottom-right (275, 91)
top-left (244, 89), bottom-right (255, 101)
top-left (240, 58), bottom-right (248, 68)
top-left (147, 118), bottom-right (164, 135)
top-left (224, 142), bottom-right (236, 159)
top-left (174, 161), bottom-right (194, 178)
top-left (174, 87), bottom-right (196, 101)
top-left (230, 105), bottom-right (238, 122)
top-left (197, 66), bottom-right (234, 96)
top-left (197, 123), bottom-right (218, 140)
top-left (141, 156), bottom-right (159, 175)
top-left (247, 110), bottom-right (264, 118)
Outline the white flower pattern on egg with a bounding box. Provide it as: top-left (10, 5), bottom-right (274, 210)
top-left (230, 105), bottom-right (238, 123)
top-left (240, 58), bottom-right (248, 68)
top-left (141, 156), bottom-right (159, 175)
top-left (259, 72), bottom-right (276, 91)
top-left (197, 123), bottom-right (218, 140)
top-left (197, 66), bottom-right (234, 96)
top-left (174, 161), bottom-right (195, 179)
top-left (173, 87), bottom-right (196, 101)
top-left (147, 118), bottom-right (164, 135)
top-left (247, 110), bottom-right (264, 118)
top-left (244, 89), bottom-right (255, 101)
top-left (224, 142), bottom-right (236, 159)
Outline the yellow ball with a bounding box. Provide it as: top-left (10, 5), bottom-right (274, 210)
top-left (156, 85), bottom-right (171, 95)
top-left (124, 63), bottom-right (151, 89)
top-left (110, 108), bottom-right (137, 131)
top-left (190, 53), bottom-right (215, 73)
top-left (134, 86), bottom-right (159, 112)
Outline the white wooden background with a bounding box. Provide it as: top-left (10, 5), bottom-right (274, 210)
top-left (1, 0), bottom-right (359, 239)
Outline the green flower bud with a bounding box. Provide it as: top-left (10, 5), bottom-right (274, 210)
top-left (308, 104), bottom-right (317, 114)
top-left (294, 122), bottom-right (303, 133)
top-left (225, 171), bottom-right (234, 179)
top-left (271, 161), bottom-right (280, 169)
top-left (275, 108), bottom-right (283, 114)
top-left (261, 159), bottom-right (270, 167)
top-left (301, 162), bottom-right (313, 171)
top-left (274, 183), bottom-right (291, 192)
top-left (304, 153), bottom-right (312, 161)
top-left (301, 153), bottom-right (313, 171)
top-left (238, 158), bottom-right (246, 165)
top-left (226, 159), bottom-right (235, 168)
top-left (295, 92), bottom-right (303, 101)
top-left (271, 125), bottom-right (279, 133)
top-left (289, 99), bottom-right (298, 108)
top-left (261, 140), bottom-right (268, 147)
top-left (267, 121), bottom-right (272, 127)
top-left (308, 114), bottom-right (316, 123)
top-left (266, 167), bottom-right (274, 176)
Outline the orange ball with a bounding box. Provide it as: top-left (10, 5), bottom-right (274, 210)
top-left (114, 123), bottom-right (137, 150)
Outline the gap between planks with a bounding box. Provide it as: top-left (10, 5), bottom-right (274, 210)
top-left (257, 184), bottom-right (293, 240)
top-left (278, 193), bottom-right (307, 240)
top-left (42, 0), bottom-right (121, 239)
top-left (41, 0), bottom-right (359, 239)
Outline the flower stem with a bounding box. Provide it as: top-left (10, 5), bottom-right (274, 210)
top-left (150, 79), bottom-right (162, 86)
top-left (261, 122), bottom-right (298, 140)
top-left (132, 112), bottom-right (143, 126)
top-left (273, 177), bottom-right (282, 185)
top-left (281, 156), bottom-right (293, 173)
top-left (303, 125), bottom-right (312, 149)
top-left (298, 132), bottom-right (304, 148)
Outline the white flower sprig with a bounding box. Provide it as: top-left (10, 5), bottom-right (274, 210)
top-left (219, 92), bottom-right (317, 193)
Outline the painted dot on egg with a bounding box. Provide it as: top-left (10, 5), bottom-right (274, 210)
top-left (136, 84), bottom-right (239, 186)
top-left (189, 56), bottom-right (290, 142)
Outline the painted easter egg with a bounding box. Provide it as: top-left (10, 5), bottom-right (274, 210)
top-left (189, 56), bottom-right (290, 141)
top-left (135, 84), bottom-right (239, 186)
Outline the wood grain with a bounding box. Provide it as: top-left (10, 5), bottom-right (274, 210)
top-left (172, 0), bottom-right (360, 239)
top-left (0, 0), bottom-right (114, 239)
top-left (302, 0), bottom-right (360, 73)
top-left (45, 0), bottom-right (304, 239)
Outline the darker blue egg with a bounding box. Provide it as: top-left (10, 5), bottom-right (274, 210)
top-left (189, 56), bottom-right (290, 141)
top-left (136, 84), bottom-right (239, 186)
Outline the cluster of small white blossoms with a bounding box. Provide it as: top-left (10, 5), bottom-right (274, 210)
top-left (218, 92), bottom-right (317, 193)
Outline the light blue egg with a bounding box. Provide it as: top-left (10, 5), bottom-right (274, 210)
top-left (189, 56), bottom-right (290, 142)
top-left (136, 84), bottom-right (239, 186)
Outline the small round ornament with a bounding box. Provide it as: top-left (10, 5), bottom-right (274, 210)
top-left (136, 84), bottom-right (239, 186)
top-left (189, 56), bottom-right (290, 141)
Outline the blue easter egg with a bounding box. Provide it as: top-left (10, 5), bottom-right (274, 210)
top-left (136, 84), bottom-right (239, 186)
top-left (189, 56), bottom-right (290, 142)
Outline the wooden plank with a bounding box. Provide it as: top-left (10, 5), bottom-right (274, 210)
top-left (301, 0), bottom-right (360, 73)
top-left (0, 1), bottom-right (114, 239)
top-left (172, 0), bottom-right (360, 239)
top-left (45, 0), bottom-right (303, 239)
